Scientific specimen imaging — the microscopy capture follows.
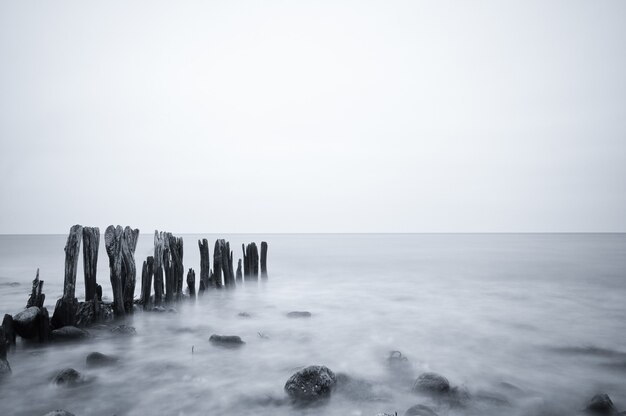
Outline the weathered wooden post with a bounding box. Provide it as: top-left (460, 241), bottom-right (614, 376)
top-left (261, 241), bottom-right (268, 279)
top-left (163, 247), bottom-right (174, 303)
top-left (212, 240), bottom-right (223, 288)
top-left (154, 231), bottom-right (165, 305)
top-left (198, 239), bottom-right (210, 293)
top-left (187, 268), bottom-right (196, 299)
top-left (236, 259), bottom-right (243, 283)
top-left (243, 243), bottom-right (259, 281)
top-left (167, 234), bottom-right (184, 299)
top-left (105, 225), bottom-right (125, 316)
top-left (82, 227), bottom-right (100, 301)
top-left (121, 226), bottom-right (139, 314)
top-left (26, 269), bottom-right (45, 308)
top-left (141, 256), bottom-right (154, 309)
top-left (242, 244), bottom-right (248, 277)
top-left (51, 224), bottom-right (83, 329)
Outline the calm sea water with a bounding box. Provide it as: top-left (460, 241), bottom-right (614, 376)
top-left (0, 233), bottom-right (625, 416)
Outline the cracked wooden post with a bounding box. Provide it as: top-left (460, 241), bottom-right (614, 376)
top-left (261, 241), bottom-right (268, 279)
top-left (105, 225), bottom-right (125, 316)
top-left (243, 243), bottom-right (259, 282)
top-left (26, 269), bottom-right (45, 308)
top-left (121, 226), bottom-right (139, 314)
top-left (141, 256), bottom-right (154, 309)
top-left (187, 268), bottom-right (196, 299)
top-left (167, 234), bottom-right (184, 299)
top-left (242, 244), bottom-right (249, 278)
top-left (236, 259), bottom-right (243, 283)
top-left (82, 227), bottom-right (100, 301)
top-left (198, 239), bottom-right (210, 293)
top-left (221, 240), bottom-right (235, 288)
top-left (164, 247), bottom-right (174, 303)
top-left (51, 224), bottom-right (82, 329)
top-left (212, 240), bottom-right (223, 288)
top-left (154, 231), bottom-right (165, 306)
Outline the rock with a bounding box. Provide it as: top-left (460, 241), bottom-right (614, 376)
top-left (42, 411), bottom-right (76, 416)
top-left (404, 404), bottom-right (438, 416)
top-left (52, 326), bottom-right (90, 342)
top-left (586, 394), bottom-right (616, 415)
top-left (412, 372), bottom-right (450, 395)
top-left (13, 306), bottom-right (43, 339)
top-left (209, 334), bottom-right (245, 347)
top-left (110, 325), bottom-right (136, 335)
top-left (52, 368), bottom-right (84, 387)
top-left (449, 385), bottom-right (472, 407)
top-left (284, 365), bottom-right (337, 403)
top-left (0, 358), bottom-right (11, 378)
top-left (287, 311), bottom-right (312, 318)
top-left (238, 312), bottom-right (252, 318)
top-left (86, 352), bottom-right (118, 368)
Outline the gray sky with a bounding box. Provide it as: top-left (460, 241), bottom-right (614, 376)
top-left (1, 0), bottom-right (625, 234)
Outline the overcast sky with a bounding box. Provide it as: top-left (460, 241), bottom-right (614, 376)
top-left (0, 0), bottom-right (625, 234)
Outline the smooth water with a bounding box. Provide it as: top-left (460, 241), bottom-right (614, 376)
top-left (0, 233), bottom-right (625, 416)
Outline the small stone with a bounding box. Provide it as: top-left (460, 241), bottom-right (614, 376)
top-left (404, 404), bottom-right (438, 416)
top-left (287, 311), bottom-right (312, 318)
top-left (51, 326), bottom-right (90, 341)
top-left (86, 352), bottom-right (118, 368)
top-left (284, 365), bottom-right (337, 403)
top-left (52, 368), bottom-right (83, 387)
top-left (42, 411), bottom-right (76, 416)
top-left (209, 334), bottom-right (245, 347)
top-left (586, 394), bottom-right (616, 415)
top-left (110, 325), bottom-right (136, 335)
top-left (412, 372), bottom-right (450, 395)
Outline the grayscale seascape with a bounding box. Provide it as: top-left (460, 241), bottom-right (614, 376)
top-left (0, 233), bottom-right (624, 415)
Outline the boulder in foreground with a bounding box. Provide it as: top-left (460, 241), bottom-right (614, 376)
top-left (412, 372), bottom-right (450, 395)
top-left (284, 365), bottom-right (337, 404)
top-left (51, 326), bottom-right (90, 342)
top-left (209, 334), bottom-right (245, 347)
top-left (86, 352), bottom-right (118, 368)
top-left (585, 394), bottom-right (616, 415)
top-left (51, 368), bottom-right (84, 387)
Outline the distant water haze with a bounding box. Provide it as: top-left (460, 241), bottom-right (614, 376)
top-left (0, 233), bottom-right (625, 415)
top-left (1, 0), bottom-right (626, 233)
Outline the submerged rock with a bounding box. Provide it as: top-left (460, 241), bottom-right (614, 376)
top-left (52, 368), bottom-right (84, 387)
top-left (111, 325), bottom-right (136, 335)
top-left (287, 311), bottom-right (312, 318)
top-left (86, 352), bottom-right (118, 368)
top-left (209, 334), bottom-right (245, 347)
top-left (0, 358), bottom-right (11, 378)
top-left (52, 326), bottom-right (90, 342)
top-left (284, 365), bottom-right (337, 403)
top-left (42, 411), bottom-right (75, 416)
top-left (404, 404), bottom-right (439, 416)
top-left (412, 372), bottom-right (450, 395)
top-left (586, 394), bottom-right (616, 415)
top-left (13, 306), bottom-right (43, 339)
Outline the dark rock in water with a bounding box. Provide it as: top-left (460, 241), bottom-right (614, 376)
top-left (287, 311), bottom-right (312, 318)
top-left (86, 352), bottom-right (118, 368)
top-left (404, 404), bottom-right (439, 416)
top-left (111, 325), bottom-right (136, 335)
top-left (42, 411), bottom-right (76, 416)
top-left (52, 368), bottom-right (84, 387)
top-left (52, 326), bottom-right (90, 342)
top-left (0, 326), bottom-right (10, 377)
top-left (13, 306), bottom-right (43, 339)
top-left (238, 312), bottom-right (252, 318)
top-left (2, 314), bottom-right (16, 347)
top-left (284, 365), bottom-right (337, 403)
top-left (412, 372), bottom-right (450, 395)
top-left (586, 394), bottom-right (616, 415)
top-left (209, 334), bottom-right (245, 347)
top-left (0, 358), bottom-right (11, 378)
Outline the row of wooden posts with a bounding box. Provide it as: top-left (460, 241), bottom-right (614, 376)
top-left (50, 225), bottom-right (268, 328)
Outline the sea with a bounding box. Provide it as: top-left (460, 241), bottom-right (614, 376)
top-left (0, 233), bottom-right (624, 416)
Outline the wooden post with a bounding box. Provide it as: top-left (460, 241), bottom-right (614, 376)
top-left (212, 240), bottom-right (223, 288)
top-left (243, 243), bottom-right (259, 281)
top-left (105, 225), bottom-right (125, 316)
top-left (187, 268), bottom-right (196, 299)
top-left (154, 266), bottom-right (164, 307)
top-left (121, 226), bottom-right (139, 314)
top-left (236, 259), bottom-right (243, 283)
top-left (198, 239), bottom-right (210, 293)
top-left (51, 225), bottom-right (83, 328)
top-left (242, 244), bottom-right (249, 278)
top-left (261, 241), bottom-right (268, 279)
top-left (26, 269), bottom-right (45, 308)
top-left (164, 247), bottom-right (174, 303)
top-left (167, 234), bottom-right (184, 299)
top-left (141, 256), bottom-right (154, 309)
top-left (82, 227), bottom-right (100, 301)
top-left (154, 231), bottom-right (165, 305)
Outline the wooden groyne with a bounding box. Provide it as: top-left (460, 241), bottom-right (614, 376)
top-left (0, 225), bottom-right (269, 349)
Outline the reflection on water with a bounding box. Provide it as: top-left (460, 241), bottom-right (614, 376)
top-left (0, 233), bottom-right (625, 415)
